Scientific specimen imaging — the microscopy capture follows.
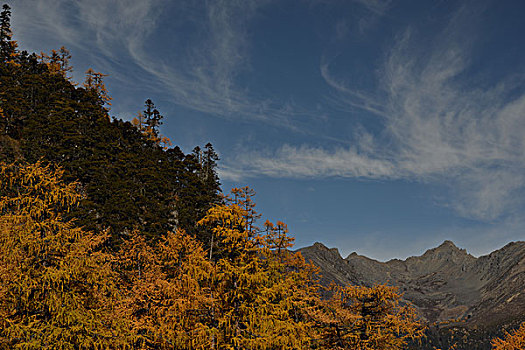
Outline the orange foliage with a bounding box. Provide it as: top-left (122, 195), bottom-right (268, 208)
top-left (118, 229), bottom-right (213, 349)
top-left (198, 188), bottom-right (317, 349)
top-left (0, 166), bottom-right (427, 349)
top-left (0, 161), bottom-right (130, 348)
top-left (492, 322), bottom-right (525, 350)
top-left (132, 100), bottom-right (171, 148)
top-left (196, 187), bottom-right (426, 349)
top-left (311, 284), bottom-right (425, 349)
top-left (39, 46), bottom-right (73, 80)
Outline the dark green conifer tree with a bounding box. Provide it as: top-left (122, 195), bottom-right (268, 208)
top-left (203, 142), bottom-right (221, 201)
top-left (143, 99), bottom-right (162, 135)
top-left (0, 4), bottom-right (16, 62)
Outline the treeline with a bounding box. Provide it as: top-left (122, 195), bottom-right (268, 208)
top-left (0, 4), bottom-right (523, 349)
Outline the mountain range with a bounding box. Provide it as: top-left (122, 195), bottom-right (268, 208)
top-left (298, 240), bottom-right (525, 349)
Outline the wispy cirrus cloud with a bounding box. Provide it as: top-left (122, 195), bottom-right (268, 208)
top-left (11, 0), bottom-right (164, 83)
top-left (220, 143), bottom-right (396, 181)
top-left (351, 0), bottom-right (391, 16)
top-left (223, 4), bottom-right (525, 221)
top-left (12, 0), bottom-right (164, 51)
top-left (123, 0), bottom-right (270, 118)
top-left (312, 0), bottom-right (391, 16)
top-left (12, 0), bottom-right (311, 124)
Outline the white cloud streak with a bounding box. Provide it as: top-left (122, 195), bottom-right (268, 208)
top-left (220, 144), bottom-right (396, 181)
top-left (351, 0), bottom-right (391, 16)
top-left (124, 0), bottom-right (265, 117)
top-left (224, 5), bottom-right (525, 221)
top-left (311, 0), bottom-right (391, 16)
top-left (12, 0), bottom-right (309, 124)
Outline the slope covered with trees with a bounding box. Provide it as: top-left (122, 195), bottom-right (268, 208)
top-left (0, 3), bottom-right (221, 246)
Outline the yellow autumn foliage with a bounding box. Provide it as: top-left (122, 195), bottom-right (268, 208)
top-left (492, 321), bottom-right (525, 350)
top-left (83, 68), bottom-right (112, 107)
top-left (198, 188), bottom-right (319, 349)
top-left (0, 165), bottom-right (427, 349)
top-left (312, 283), bottom-right (425, 349)
top-left (39, 47), bottom-right (74, 81)
top-left (117, 229), bottom-right (213, 349)
top-left (0, 161), bottom-right (131, 349)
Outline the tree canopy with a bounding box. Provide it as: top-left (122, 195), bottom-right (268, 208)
top-left (0, 162), bottom-right (130, 349)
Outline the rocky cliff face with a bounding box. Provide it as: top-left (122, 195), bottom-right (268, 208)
top-left (297, 240), bottom-right (525, 349)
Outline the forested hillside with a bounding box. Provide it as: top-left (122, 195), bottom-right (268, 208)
top-left (0, 2), bottom-right (220, 247)
top-left (0, 4), bottom-right (523, 349)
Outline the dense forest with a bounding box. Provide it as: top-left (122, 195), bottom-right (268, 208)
top-left (0, 4), bottom-right (523, 349)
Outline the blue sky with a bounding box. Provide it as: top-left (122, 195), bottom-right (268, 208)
top-left (9, 0), bottom-right (525, 260)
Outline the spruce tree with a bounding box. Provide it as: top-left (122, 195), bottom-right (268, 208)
top-left (0, 4), bottom-right (16, 62)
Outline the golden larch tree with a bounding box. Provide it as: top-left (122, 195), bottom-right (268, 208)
top-left (259, 219), bottom-right (321, 348)
top-left (118, 229), bottom-right (213, 349)
top-left (132, 99), bottom-right (171, 148)
top-left (312, 283), bottom-right (425, 350)
top-left (39, 46), bottom-right (73, 81)
top-left (83, 68), bottom-right (112, 108)
top-left (492, 321), bottom-right (525, 350)
top-left (0, 161), bottom-right (131, 349)
top-left (198, 188), bottom-right (319, 349)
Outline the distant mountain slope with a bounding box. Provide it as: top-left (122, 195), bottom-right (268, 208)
top-left (298, 241), bottom-right (525, 349)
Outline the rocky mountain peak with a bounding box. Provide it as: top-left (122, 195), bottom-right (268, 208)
top-left (346, 251), bottom-right (359, 259)
top-left (411, 240), bottom-right (469, 261)
top-left (310, 242), bottom-right (341, 258)
top-left (424, 240), bottom-right (467, 255)
top-left (298, 240), bottom-right (525, 334)
top-left (402, 240), bottom-right (474, 278)
top-left (440, 239), bottom-right (458, 248)
top-left (311, 242), bottom-right (329, 250)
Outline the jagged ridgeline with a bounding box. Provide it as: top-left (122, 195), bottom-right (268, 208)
top-left (0, 5), bottom-right (221, 246)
